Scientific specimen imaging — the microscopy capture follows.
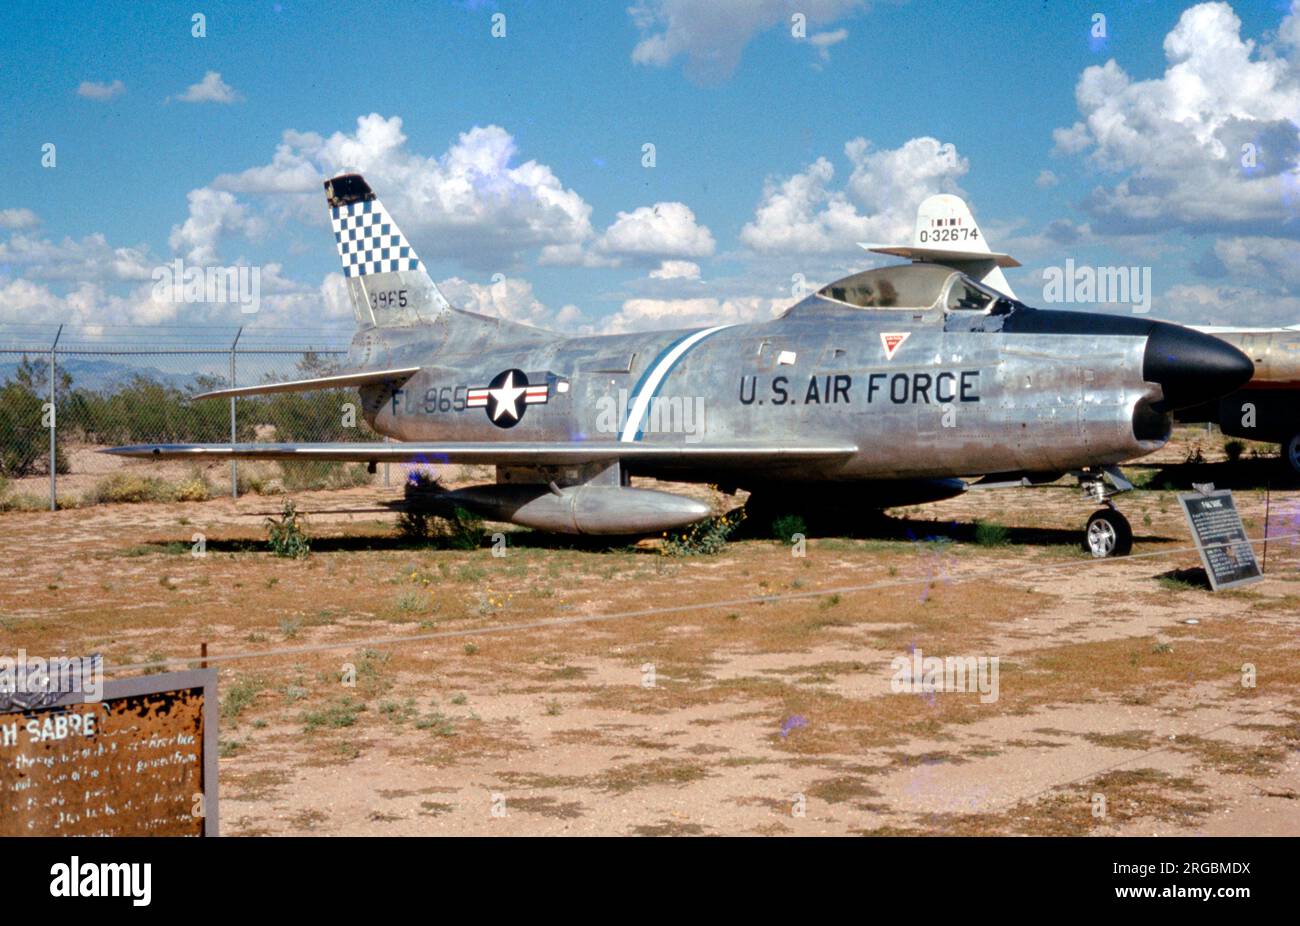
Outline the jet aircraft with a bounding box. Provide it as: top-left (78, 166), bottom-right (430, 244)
top-left (109, 175), bottom-right (1254, 556)
top-left (1176, 326), bottom-right (1300, 474)
top-left (871, 195), bottom-right (1300, 477)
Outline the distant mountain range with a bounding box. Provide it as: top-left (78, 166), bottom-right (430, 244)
top-left (0, 356), bottom-right (280, 393)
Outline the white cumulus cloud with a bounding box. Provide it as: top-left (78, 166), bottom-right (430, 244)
top-left (1161, 282), bottom-right (1300, 327)
top-left (629, 0), bottom-right (864, 82)
top-left (741, 136), bottom-right (969, 256)
top-left (173, 71), bottom-right (241, 104)
top-left (602, 295), bottom-right (786, 334)
top-left (1052, 1), bottom-right (1300, 233)
top-left (1212, 235), bottom-right (1300, 287)
top-left (649, 260), bottom-right (702, 280)
top-left (0, 268), bottom-right (336, 328)
top-left (77, 80), bottom-right (125, 101)
top-left (0, 208), bottom-right (40, 230)
top-left (436, 275), bottom-right (563, 328)
top-left (168, 189), bottom-right (266, 265)
top-left (213, 116), bottom-right (596, 269)
top-left (597, 202), bottom-right (715, 260)
top-left (0, 232), bottom-right (154, 283)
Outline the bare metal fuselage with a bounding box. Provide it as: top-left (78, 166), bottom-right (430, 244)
top-left (356, 297), bottom-right (1167, 489)
top-left (1178, 328), bottom-right (1300, 464)
top-left (106, 172), bottom-right (1257, 536)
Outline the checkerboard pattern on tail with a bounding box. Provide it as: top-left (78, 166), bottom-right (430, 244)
top-left (322, 172), bottom-right (451, 328)
top-left (330, 199), bottom-right (425, 279)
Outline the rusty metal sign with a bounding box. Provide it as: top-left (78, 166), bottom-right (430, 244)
top-left (0, 669), bottom-right (218, 836)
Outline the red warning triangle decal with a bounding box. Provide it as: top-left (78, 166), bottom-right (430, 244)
top-left (880, 332), bottom-right (910, 360)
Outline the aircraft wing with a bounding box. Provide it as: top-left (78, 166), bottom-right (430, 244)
top-left (104, 441), bottom-right (858, 467)
top-left (193, 367), bottom-right (421, 400)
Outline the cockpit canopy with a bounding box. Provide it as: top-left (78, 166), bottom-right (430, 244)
top-left (814, 263), bottom-right (1012, 314)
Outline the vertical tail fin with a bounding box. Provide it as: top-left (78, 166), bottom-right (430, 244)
top-left (324, 173), bottom-right (450, 327)
top-left (860, 193), bottom-right (1021, 299)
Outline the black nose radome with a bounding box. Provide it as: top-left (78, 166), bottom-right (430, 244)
top-left (1143, 322), bottom-right (1254, 412)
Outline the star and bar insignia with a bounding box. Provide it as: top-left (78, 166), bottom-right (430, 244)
top-left (466, 369), bottom-right (549, 427)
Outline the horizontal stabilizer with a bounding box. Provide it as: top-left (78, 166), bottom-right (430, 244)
top-left (104, 440), bottom-right (857, 467)
top-left (859, 193), bottom-right (1020, 299)
top-left (863, 245), bottom-right (1020, 268)
top-left (194, 367), bottom-right (421, 400)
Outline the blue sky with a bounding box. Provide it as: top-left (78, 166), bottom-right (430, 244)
top-left (3, 0), bottom-right (1299, 335)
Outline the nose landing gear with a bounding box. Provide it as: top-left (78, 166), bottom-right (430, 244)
top-left (1085, 506), bottom-right (1133, 558)
top-left (1077, 466), bottom-right (1134, 558)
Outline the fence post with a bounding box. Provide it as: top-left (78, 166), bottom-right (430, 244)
top-left (49, 324), bottom-right (63, 512)
top-left (230, 327), bottom-right (242, 499)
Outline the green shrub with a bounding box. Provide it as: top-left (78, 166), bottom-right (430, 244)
top-left (973, 520), bottom-right (1010, 547)
top-left (444, 506), bottom-right (486, 550)
top-left (85, 473), bottom-right (175, 504)
top-left (0, 380), bottom-right (65, 477)
top-left (221, 675), bottom-right (266, 722)
top-left (64, 374), bottom-right (228, 444)
top-left (395, 474), bottom-right (484, 548)
top-left (265, 499), bottom-right (311, 558)
top-left (172, 471), bottom-right (212, 502)
top-left (770, 514), bottom-right (807, 543)
top-left (663, 509), bottom-right (745, 556)
top-left (51, 366), bottom-right (379, 452)
top-left (279, 461), bottom-right (372, 491)
top-left (397, 471), bottom-right (439, 540)
top-left (392, 590), bottom-right (425, 613)
top-left (397, 507), bottom-right (432, 540)
top-left (81, 470), bottom-right (214, 505)
top-left (301, 696), bottom-right (365, 732)
top-left (0, 492), bottom-right (49, 512)
top-left (234, 464), bottom-right (280, 496)
top-left (1224, 439), bottom-right (1246, 462)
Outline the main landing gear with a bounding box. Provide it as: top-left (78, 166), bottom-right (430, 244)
top-left (1077, 467), bottom-right (1134, 558)
top-left (1285, 432), bottom-right (1300, 477)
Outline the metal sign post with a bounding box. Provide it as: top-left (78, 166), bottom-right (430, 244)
top-left (230, 327), bottom-right (243, 499)
top-left (48, 324), bottom-right (63, 512)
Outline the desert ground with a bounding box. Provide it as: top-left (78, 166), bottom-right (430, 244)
top-left (2, 429), bottom-right (1298, 836)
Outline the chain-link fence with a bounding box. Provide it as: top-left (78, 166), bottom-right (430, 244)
top-left (0, 323), bottom-right (398, 510)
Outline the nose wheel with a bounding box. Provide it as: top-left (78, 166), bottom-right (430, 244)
top-left (1073, 466), bottom-right (1135, 558)
top-left (1084, 507), bottom-right (1132, 558)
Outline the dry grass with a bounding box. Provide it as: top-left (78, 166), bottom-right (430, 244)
top-left (4, 439), bottom-right (1298, 835)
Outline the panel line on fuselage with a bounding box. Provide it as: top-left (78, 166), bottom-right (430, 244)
top-left (618, 325), bottom-right (733, 443)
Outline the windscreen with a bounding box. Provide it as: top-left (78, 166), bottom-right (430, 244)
top-left (817, 264), bottom-right (956, 309)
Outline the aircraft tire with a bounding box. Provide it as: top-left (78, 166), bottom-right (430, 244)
top-left (1083, 508), bottom-right (1132, 558)
top-left (1285, 433), bottom-right (1300, 476)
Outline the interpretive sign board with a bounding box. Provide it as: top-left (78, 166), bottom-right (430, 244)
top-left (1177, 489), bottom-right (1263, 592)
top-left (0, 669), bottom-right (218, 836)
